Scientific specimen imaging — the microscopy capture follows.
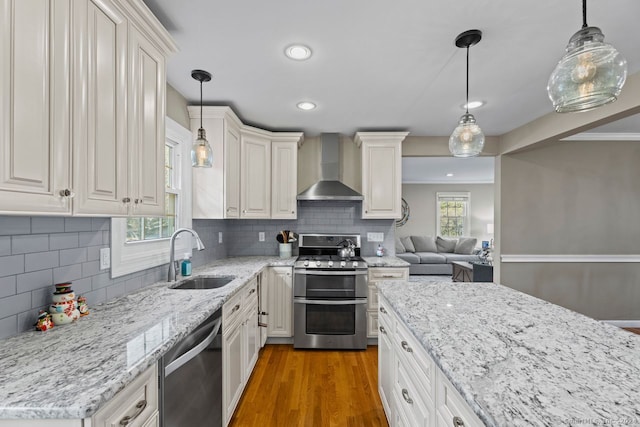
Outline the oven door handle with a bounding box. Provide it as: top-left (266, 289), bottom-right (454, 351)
top-left (294, 299), bottom-right (368, 305)
top-left (295, 270), bottom-right (367, 276)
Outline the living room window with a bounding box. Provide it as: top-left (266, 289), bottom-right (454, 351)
top-left (436, 192), bottom-right (470, 237)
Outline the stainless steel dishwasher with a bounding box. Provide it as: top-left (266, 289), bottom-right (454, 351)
top-left (160, 309), bottom-right (222, 427)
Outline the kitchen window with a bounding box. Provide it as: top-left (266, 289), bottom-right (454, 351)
top-left (111, 118), bottom-right (193, 277)
top-left (436, 192), bottom-right (470, 237)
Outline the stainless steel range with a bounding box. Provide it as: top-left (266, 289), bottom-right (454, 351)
top-left (293, 234), bottom-right (368, 350)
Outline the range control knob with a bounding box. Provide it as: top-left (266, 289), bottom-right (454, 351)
top-left (303, 260), bottom-right (309, 267)
top-left (353, 261), bottom-right (359, 268)
top-left (316, 260), bottom-right (321, 267)
top-left (340, 261), bottom-right (346, 267)
top-left (328, 261), bottom-right (334, 267)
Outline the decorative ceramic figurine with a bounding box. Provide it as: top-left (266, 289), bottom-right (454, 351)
top-left (77, 296), bottom-right (89, 316)
top-left (34, 310), bottom-right (54, 331)
top-left (49, 282), bottom-right (81, 326)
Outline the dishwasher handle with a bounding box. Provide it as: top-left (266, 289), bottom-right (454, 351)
top-left (164, 317), bottom-right (222, 377)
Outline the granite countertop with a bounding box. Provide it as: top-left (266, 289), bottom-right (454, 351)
top-left (378, 278), bottom-right (640, 427)
top-left (362, 256), bottom-right (410, 268)
top-left (0, 256), bottom-right (295, 420)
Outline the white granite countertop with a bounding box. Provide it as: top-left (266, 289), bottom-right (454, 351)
top-left (378, 278), bottom-right (640, 427)
top-left (0, 256), bottom-right (295, 420)
top-left (362, 256), bottom-right (410, 268)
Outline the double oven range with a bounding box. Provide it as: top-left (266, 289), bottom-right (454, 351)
top-left (293, 234), bottom-right (368, 350)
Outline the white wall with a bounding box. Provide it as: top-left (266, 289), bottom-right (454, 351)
top-left (397, 183), bottom-right (494, 243)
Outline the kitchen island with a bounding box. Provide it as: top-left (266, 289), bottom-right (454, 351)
top-left (0, 256), bottom-right (294, 420)
top-left (378, 278), bottom-right (640, 426)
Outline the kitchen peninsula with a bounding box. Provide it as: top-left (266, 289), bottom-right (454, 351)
top-left (378, 278), bottom-right (640, 426)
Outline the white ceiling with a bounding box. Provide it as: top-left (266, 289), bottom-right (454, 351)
top-left (402, 157), bottom-right (495, 184)
top-left (143, 0), bottom-right (640, 137)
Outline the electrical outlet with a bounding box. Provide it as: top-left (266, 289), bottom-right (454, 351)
top-left (259, 232), bottom-right (265, 242)
top-left (218, 232), bottom-right (223, 244)
top-left (99, 248), bottom-right (110, 270)
top-left (367, 232), bottom-right (384, 242)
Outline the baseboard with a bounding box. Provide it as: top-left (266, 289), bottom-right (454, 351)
top-left (265, 337), bottom-right (294, 345)
top-left (603, 320), bottom-right (640, 328)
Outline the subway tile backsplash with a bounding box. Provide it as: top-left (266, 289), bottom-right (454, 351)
top-left (0, 201), bottom-right (394, 339)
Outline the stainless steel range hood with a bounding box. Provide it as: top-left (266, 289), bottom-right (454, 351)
top-left (297, 134), bottom-right (363, 201)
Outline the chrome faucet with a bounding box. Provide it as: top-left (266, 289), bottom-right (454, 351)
top-left (168, 228), bottom-right (206, 282)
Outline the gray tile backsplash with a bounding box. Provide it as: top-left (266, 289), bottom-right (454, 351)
top-left (0, 201), bottom-right (394, 339)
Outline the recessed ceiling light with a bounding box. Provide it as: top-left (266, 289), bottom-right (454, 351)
top-left (285, 44), bottom-right (312, 61)
top-left (446, 173), bottom-right (454, 177)
top-left (462, 100), bottom-right (485, 110)
top-left (297, 101), bottom-right (316, 110)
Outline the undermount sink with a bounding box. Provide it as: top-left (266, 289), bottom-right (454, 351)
top-left (172, 276), bottom-right (235, 290)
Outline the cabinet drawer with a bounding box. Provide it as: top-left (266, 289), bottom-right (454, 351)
top-left (243, 277), bottom-right (258, 308)
top-left (367, 310), bottom-right (378, 338)
top-left (378, 298), bottom-right (394, 331)
top-left (369, 267), bottom-right (409, 281)
top-left (394, 355), bottom-right (433, 426)
top-left (92, 364), bottom-right (158, 427)
top-left (436, 370), bottom-right (483, 427)
top-left (223, 290), bottom-right (244, 332)
top-left (394, 319), bottom-right (435, 401)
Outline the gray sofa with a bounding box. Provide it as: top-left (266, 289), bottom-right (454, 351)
top-left (395, 235), bottom-right (481, 275)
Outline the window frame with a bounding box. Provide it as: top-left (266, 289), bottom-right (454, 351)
top-left (436, 192), bottom-right (471, 238)
top-left (111, 117), bottom-right (193, 278)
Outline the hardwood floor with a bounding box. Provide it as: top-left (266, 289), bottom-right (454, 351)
top-left (229, 345), bottom-right (388, 427)
top-left (624, 328), bottom-right (640, 335)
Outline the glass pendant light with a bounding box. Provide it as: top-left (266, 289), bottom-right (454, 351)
top-left (191, 69), bottom-right (213, 167)
top-left (449, 30), bottom-right (485, 158)
top-left (547, 0), bottom-right (627, 113)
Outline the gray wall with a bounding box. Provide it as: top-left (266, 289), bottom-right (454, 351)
top-left (499, 140), bottom-right (640, 320)
top-left (398, 183), bottom-right (494, 243)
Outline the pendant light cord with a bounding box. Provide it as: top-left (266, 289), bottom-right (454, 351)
top-left (199, 80), bottom-right (203, 130)
top-left (465, 46), bottom-right (470, 114)
top-left (582, 0), bottom-right (588, 28)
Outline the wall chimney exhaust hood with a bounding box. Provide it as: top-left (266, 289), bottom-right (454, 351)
top-left (297, 134), bottom-right (363, 201)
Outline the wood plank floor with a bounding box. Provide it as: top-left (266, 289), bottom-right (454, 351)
top-left (229, 345), bottom-right (388, 427)
top-left (624, 328), bottom-right (640, 335)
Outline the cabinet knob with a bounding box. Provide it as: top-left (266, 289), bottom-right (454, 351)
top-left (401, 388), bottom-right (413, 404)
top-left (453, 416), bottom-right (465, 427)
top-left (365, 210), bottom-right (368, 214)
top-left (122, 197), bottom-right (131, 203)
top-left (59, 189), bottom-right (75, 198)
top-left (119, 400), bottom-right (147, 426)
top-left (378, 326), bottom-right (387, 334)
top-left (242, 210), bottom-right (246, 213)
top-left (380, 307), bottom-right (387, 314)
top-left (401, 340), bottom-right (413, 353)
top-left (291, 211), bottom-right (295, 214)
top-left (232, 304), bottom-right (241, 313)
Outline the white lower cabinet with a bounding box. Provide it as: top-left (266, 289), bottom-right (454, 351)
top-left (222, 276), bottom-right (260, 426)
top-left (379, 295), bottom-right (483, 427)
top-left (367, 267), bottom-right (409, 338)
top-left (266, 267), bottom-right (293, 338)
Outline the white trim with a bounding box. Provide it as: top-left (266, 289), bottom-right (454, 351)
top-left (403, 180), bottom-right (494, 185)
top-left (111, 117), bottom-right (193, 278)
top-left (501, 254), bottom-right (640, 263)
top-left (560, 132), bottom-right (640, 141)
top-left (603, 320), bottom-right (640, 328)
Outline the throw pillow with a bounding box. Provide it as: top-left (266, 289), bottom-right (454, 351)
top-left (454, 237), bottom-right (477, 254)
top-left (400, 236), bottom-right (416, 253)
top-left (395, 237), bottom-right (406, 254)
top-left (436, 236), bottom-right (457, 253)
top-left (411, 236), bottom-right (437, 252)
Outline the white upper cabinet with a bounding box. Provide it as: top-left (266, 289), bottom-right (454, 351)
top-left (355, 132), bottom-right (409, 219)
top-left (190, 106), bottom-right (242, 219)
top-left (0, 0), bottom-right (176, 217)
top-left (240, 129), bottom-right (271, 219)
top-left (0, 0), bottom-right (72, 215)
top-left (271, 137), bottom-right (300, 219)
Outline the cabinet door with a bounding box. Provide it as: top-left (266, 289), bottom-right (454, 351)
top-left (362, 140), bottom-right (402, 219)
top-left (0, 0), bottom-right (71, 214)
top-left (223, 320), bottom-right (244, 425)
top-left (266, 267), bottom-right (293, 337)
top-left (72, 0), bottom-right (128, 216)
top-left (128, 24), bottom-right (166, 216)
top-left (224, 122), bottom-right (241, 218)
top-left (378, 314), bottom-right (394, 422)
top-left (240, 133), bottom-right (270, 218)
top-left (244, 300), bottom-right (260, 381)
top-left (271, 140), bottom-right (298, 219)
